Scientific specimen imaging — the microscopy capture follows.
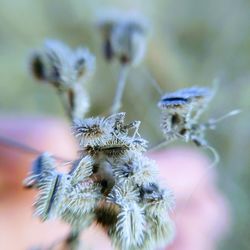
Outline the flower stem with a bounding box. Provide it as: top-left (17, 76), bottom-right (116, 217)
top-left (110, 66), bottom-right (128, 114)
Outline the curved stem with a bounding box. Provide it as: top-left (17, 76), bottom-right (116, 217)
top-left (141, 66), bottom-right (163, 95)
top-left (148, 139), bottom-right (172, 152)
top-left (209, 109), bottom-right (241, 125)
top-left (0, 135), bottom-right (71, 163)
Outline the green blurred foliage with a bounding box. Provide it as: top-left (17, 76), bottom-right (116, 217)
top-left (0, 0), bottom-right (250, 249)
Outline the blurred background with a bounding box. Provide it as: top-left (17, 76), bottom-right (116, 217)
top-left (0, 0), bottom-right (249, 249)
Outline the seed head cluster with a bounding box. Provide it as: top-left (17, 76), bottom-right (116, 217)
top-left (24, 10), bottom-right (238, 250)
top-left (24, 113), bottom-right (175, 250)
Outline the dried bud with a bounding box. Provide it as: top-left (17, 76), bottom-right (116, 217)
top-left (34, 173), bottom-right (71, 221)
top-left (23, 152), bottom-right (55, 188)
top-left (113, 152), bottom-right (157, 186)
top-left (69, 155), bottom-right (94, 185)
top-left (30, 39), bottom-right (95, 89)
top-left (107, 183), bottom-right (144, 249)
top-left (64, 181), bottom-right (101, 216)
top-left (72, 116), bottom-right (113, 147)
top-left (158, 86), bottom-right (214, 145)
top-left (98, 11), bottom-right (148, 66)
top-left (109, 202), bottom-right (146, 249)
top-left (29, 39), bottom-right (95, 120)
top-left (107, 182), bottom-right (140, 205)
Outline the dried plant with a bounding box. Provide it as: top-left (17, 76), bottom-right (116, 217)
top-left (30, 39), bottom-right (95, 119)
top-left (157, 85), bottom-right (240, 164)
top-left (24, 112), bottom-right (175, 250)
top-left (98, 10), bottom-right (148, 66)
top-left (98, 10), bottom-right (148, 114)
top-left (158, 86), bottom-right (215, 146)
top-left (23, 10), bottom-right (239, 250)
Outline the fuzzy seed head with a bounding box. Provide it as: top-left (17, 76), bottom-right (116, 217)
top-left (26, 113), bottom-right (175, 250)
top-left (72, 117), bottom-right (112, 147)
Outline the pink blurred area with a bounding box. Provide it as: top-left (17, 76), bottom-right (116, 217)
top-left (0, 118), bottom-right (229, 250)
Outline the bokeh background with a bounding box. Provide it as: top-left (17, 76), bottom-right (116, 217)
top-left (0, 0), bottom-right (249, 249)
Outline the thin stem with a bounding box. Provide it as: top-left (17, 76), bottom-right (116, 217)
top-left (209, 109), bottom-right (241, 125)
top-left (148, 139), bottom-right (172, 152)
top-left (58, 89), bottom-right (73, 120)
top-left (206, 144), bottom-right (220, 168)
top-left (110, 66), bottom-right (128, 114)
top-left (0, 135), bottom-right (71, 163)
top-left (141, 66), bottom-right (164, 95)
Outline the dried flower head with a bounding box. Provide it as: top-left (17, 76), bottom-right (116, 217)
top-left (30, 39), bottom-right (95, 89)
top-left (158, 85), bottom-right (240, 151)
top-left (72, 116), bottom-right (113, 147)
top-left (158, 86), bottom-right (215, 146)
top-left (25, 113), bottom-right (175, 250)
top-left (30, 39), bottom-right (95, 119)
top-left (24, 12), bottom-right (240, 249)
top-left (98, 11), bottom-right (148, 66)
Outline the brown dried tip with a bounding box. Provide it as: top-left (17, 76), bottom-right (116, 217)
top-left (30, 53), bottom-right (46, 81)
